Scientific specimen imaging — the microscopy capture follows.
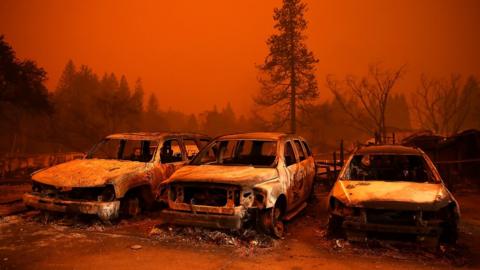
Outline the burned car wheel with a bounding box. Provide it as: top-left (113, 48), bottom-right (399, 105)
top-left (260, 202), bottom-right (285, 238)
top-left (119, 186), bottom-right (156, 218)
top-left (120, 195), bottom-right (142, 217)
top-left (327, 214), bottom-right (344, 238)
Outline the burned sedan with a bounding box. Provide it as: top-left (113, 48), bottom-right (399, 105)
top-left (327, 145), bottom-right (460, 245)
top-left (159, 132), bottom-right (316, 237)
top-left (23, 132), bottom-right (210, 220)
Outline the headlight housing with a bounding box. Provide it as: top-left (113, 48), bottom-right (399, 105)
top-left (97, 185), bottom-right (116, 202)
top-left (252, 188), bottom-right (266, 209)
top-left (436, 203), bottom-right (458, 220)
top-left (331, 198), bottom-right (356, 216)
top-left (239, 189), bottom-right (254, 207)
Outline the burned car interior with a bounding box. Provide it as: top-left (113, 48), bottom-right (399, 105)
top-left (192, 139), bottom-right (278, 167)
top-left (87, 139), bottom-right (159, 162)
top-left (343, 154), bottom-right (436, 183)
top-left (160, 139), bottom-right (183, 163)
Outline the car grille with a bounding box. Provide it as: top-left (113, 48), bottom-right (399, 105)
top-left (171, 183), bottom-right (240, 207)
top-left (366, 209), bottom-right (417, 226)
top-left (33, 181), bottom-right (105, 201)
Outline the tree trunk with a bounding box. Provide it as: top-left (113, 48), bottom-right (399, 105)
top-left (291, 84), bottom-right (296, 134)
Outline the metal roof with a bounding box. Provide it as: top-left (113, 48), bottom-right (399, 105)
top-left (218, 132), bottom-right (304, 141)
top-left (106, 132), bottom-right (210, 141)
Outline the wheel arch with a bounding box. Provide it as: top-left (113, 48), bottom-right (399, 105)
top-left (121, 184), bottom-right (154, 206)
top-left (275, 194), bottom-right (287, 215)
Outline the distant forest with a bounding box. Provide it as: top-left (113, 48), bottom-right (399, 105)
top-left (1, 36), bottom-right (479, 155)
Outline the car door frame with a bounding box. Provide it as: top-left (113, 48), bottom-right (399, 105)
top-left (180, 136), bottom-right (204, 162)
top-left (151, 136), bottom-right (188, 194)
top-left (293, 139), bottom-right (315, 203)
top-left (282, 139), bottom-right (303, 211)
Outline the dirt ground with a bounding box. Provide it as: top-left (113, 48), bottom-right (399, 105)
top-left (0, 182), bottom-right (479, 270)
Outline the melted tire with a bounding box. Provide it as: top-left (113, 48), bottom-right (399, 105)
top-left (260, 203), bottom-right (285, 238)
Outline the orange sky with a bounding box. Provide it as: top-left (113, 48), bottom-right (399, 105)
top-left (1, 0), bottom-right (479, 115)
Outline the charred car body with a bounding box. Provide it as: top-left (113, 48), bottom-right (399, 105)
top-left (23, 132), bottom-right (210, 220)
top-left (327, 145), bottom-right (460, 245)
top-left (159, 132), bottom-right (316, 237)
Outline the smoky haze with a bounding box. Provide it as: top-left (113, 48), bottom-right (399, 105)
top-left (0, 0), bottom-right (479, 115)
top-left (0, 0), bottom-right (480, 155)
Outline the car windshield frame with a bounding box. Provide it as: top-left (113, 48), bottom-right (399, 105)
top-left (340, 153), bottom-right (440, 183)
top-left (86, 138), bottom-right (158, 163)
top-left (190, 139), bottom-right (279, 168)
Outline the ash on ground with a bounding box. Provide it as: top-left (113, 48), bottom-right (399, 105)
top-left (313, 228), bottom-right (472, 267)
top-left (149, 224), bottom-right (278, 250)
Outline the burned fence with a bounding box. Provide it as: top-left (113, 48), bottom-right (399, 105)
top-left (315, 140), bottom-right (346, 188)
top-left (402, 129), bottom-right (480, 189)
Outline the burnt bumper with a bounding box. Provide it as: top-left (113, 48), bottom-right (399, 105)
top-left (160, 209), bottom-right (244, 229)
top-left (343, 220), bottom-right (442, 235)
top-left (23, 192), bottom-right (120, 220)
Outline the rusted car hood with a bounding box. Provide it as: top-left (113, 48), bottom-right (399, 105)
top-left (165, 165), bottom-right (278, 186)
top-left (32, 159), bottom-right (149, 187)
top-left (332, 180), bottom-right (452, 210)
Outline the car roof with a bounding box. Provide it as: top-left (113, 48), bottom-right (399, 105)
top-left (106, 132), bottom-right (210, 141)
top-left (356, 144), bottom-right (422, 155)
top-left (217, 132), bottom-right (304, 141)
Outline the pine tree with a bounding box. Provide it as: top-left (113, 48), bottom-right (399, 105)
top-left (129, 78), bottom-right (144, 130)
top-left (0, 35), bottom-right (51, 153)
top-left (256, 0), bottom-right (318, 133)
top-left (186, 114), bottom-right (199, 132)
top-left (56, 60), bottom-right (76, 94)
top-left (146, 93), bottom-right (159, 114)
top-left (132, 78), bottom-right (144, 113)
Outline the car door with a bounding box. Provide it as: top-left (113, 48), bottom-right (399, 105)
top-left (293, 139), bottom-right (315, 202)
top-left (283, 140), bottom-right (303, 210)
top-left (301, 140), bottom-right (316, 193)
top-left (151, 137), bottom-right (187, 192)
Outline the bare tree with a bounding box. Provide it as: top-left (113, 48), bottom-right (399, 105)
top-left (326, 64), bottom-right (404, 143)
top-left (411, 74), bottom-right (474, 136)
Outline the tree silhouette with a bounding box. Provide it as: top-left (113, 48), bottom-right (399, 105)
top-left (463, 76), bottom-right (480, 129)
top-left (326, 64), bottom-right (404, 143)
top-left (0, 35), bottom-right (51, 153)
top-left (412, 74), bottom-right (476, 136)
top-left (256, 0), bottom-right (318, 133)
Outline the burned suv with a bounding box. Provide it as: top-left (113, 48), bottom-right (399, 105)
top-left (23, 132), bottom-right (210, 220)
top-left (327, 145), bottom-right (460, 245)
top-left (159, 132), bottom-right (316, 237)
